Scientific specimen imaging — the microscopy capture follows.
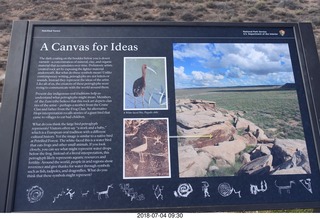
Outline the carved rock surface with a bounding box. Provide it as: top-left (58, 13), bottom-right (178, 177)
top-left (176, 99), bottom-right (311, 177)
top-left (237, 155), bottom-right (273, 175)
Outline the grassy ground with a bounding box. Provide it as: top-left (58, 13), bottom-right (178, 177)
top-left (176, 86), bottom-right (305, 140)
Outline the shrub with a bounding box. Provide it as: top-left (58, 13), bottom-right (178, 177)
top-left (70, 8), bottom-right (88, 18)
top-left (254, 1), bottom-right (269, 11)
top-left (246, 7), bottom-right (259, 17)
top-left (180, 12), bottom-right (196, 21)
top-left (277, 0), bottom-right (301, 10)
top-left (111, 11), bottom-right (131, 19)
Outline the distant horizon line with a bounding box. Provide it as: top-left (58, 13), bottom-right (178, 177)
top-left (175, 83), bottom-right (295, 90)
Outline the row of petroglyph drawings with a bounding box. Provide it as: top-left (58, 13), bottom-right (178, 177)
top-left (174, 179), bottom-right (313, 199)
top-left (26, 178), bottom-right (313, 204)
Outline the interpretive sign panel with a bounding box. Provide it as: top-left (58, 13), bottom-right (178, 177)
top-left (0, 21), bottom-right (320, 212)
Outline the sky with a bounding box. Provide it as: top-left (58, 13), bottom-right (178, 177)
top-left (173, 43), bottom-right (295, 89)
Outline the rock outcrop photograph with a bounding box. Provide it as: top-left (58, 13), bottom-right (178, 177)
top-left (176, 98), bottom-right (310, 177)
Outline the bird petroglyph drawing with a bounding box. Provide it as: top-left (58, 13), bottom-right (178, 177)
top-left (124, 119), bottom-right (170, 178)
top-left (130, 135), bottom-right (150, 163)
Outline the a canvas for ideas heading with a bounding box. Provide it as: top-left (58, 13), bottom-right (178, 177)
top-left (0, 21), bottom-right (320, 212)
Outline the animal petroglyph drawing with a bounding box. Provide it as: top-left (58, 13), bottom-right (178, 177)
top-left (202, 181), bottom-right (210, 198)
top-left (299, 178), bottom-right (312, 194)
top-left (250, 180), bottom-right (268, 195)
top-left (218, 183), bottom-right (241, 198)
top-left (152, 185), bottom-right (164, 200)
top-left (275, 180), bottom-right (295, 194)
top-left (81, 190), bottom-right (90, 197)
top-left (174, 183), bottom-right (193, 198)
top-left (97, 184), bottom-right (113, 200)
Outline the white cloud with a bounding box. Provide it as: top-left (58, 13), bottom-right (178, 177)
top-left (173, 43), bottom-right (217, 61)
top-left (211, 43), bottom-right (293, 76)
top-left (174, 66), bottom-right (190, 80)
top-left (173, 43), bottom-right (295, 88)
top-left (191, 71), bottom-right (224, 87)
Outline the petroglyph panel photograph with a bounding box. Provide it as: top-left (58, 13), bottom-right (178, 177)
top-left (124, 57), bottom-right (167, 110)
top-left (123, 118), bottom-right (170, 179)
top-left (173, 43), bottom-right (311, 177)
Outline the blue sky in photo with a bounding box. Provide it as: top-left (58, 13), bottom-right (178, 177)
top-left (173, 43), bottom-right (295, 89)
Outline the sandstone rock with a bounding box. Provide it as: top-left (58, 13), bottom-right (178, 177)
top-left (235, 117), bottom-right (269, 140)
top-left (259, 144), bottom-right (271, 154)
top-left (176, 113), bottom-right (225, 129)
top-left (250, 144), bottom-right (272, 160)
top-left (273, 139), bottom-right (307, 157)
top-left (201, 140), bottom-right (246, 165)
top-left (178, 122), bottom-right (236, 148)
top-left (237, 155), bottom-right (273, 175)
top-left (271, 166), bottom-right (307, 175)
top-left (208, 165), bottom-right (219, 172)
top-left (178, 145), bottom-right (212, 177)
top-left (240, 152), bottom-right (251, 165)
top-left (241, 132), bottom-right (257, 145)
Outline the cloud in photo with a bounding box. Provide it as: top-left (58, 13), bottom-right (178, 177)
top-left (173, 43), bottom-right (295, 89)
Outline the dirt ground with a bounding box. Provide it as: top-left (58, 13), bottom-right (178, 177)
top-left (1, 0), bottom-right (320, 101)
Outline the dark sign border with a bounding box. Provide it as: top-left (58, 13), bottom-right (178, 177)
top-left (0, 21), bottom-right (320, 212)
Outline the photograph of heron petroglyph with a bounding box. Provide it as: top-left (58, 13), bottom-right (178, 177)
top-left (174, 43), bottom-right (311, 177)
top-left (123, 118), bottom-right (170, 178)
top-left (124, 57), bottom-right (167, 110)
top-left (0, 0), bottom-right (319, 107)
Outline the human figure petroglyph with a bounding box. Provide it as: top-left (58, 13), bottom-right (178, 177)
top-left (202, 181), bottom-right (210, 198)
top-left (153, 136), bottom-right (164, 145)
top-left (66, 188), bottom-right (75, 199)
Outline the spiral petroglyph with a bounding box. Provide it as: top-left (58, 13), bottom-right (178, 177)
top-left (27, 185), bottom-right (44, 203)
top-left (174, 183), bottom-right (193, 198)
top-left (218, 183), bottom-right (233, 197)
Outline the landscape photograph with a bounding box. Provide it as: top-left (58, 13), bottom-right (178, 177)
top-left (174, 43), bottom-right (311, 177)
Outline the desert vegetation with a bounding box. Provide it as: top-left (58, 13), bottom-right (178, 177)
top-left (0, 0), bottom-right (319, 101)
